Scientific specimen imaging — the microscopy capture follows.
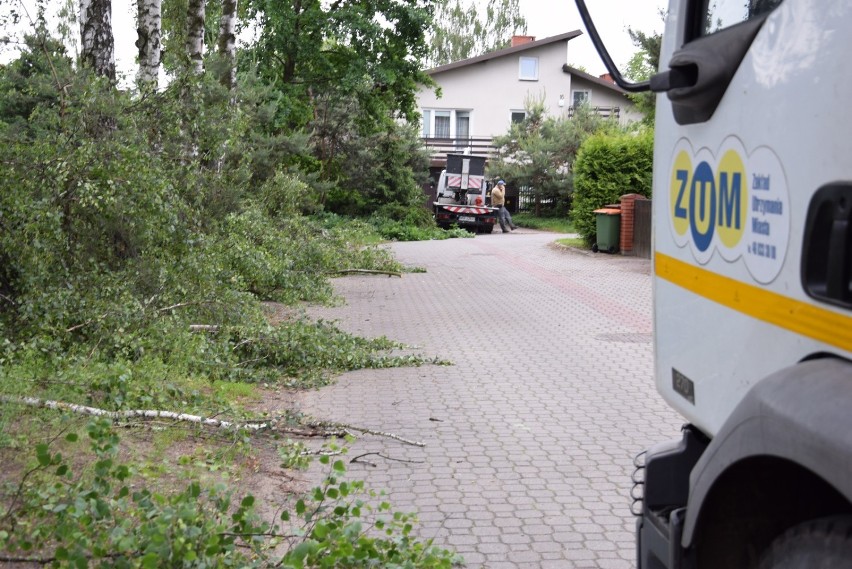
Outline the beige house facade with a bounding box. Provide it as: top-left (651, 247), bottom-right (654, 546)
top-left (417, 31), bottom-right (641, 146)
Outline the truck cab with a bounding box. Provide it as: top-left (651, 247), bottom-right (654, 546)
top-left (576, 1), bottom-right (852, 567)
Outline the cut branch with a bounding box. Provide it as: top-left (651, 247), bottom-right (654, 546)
top-left (350, 452), bottom-right (425, 467)
top-left (306, 420), bottom-right (425, 447)
top-left (328, 269), bottom-right (402, 278)
top-left (1, 396), bottom-right (423, 446)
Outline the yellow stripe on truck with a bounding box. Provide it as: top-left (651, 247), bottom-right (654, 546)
top-left (655, 251), bottom-right (852, 353)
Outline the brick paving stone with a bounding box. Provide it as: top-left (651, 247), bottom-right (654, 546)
top-left (297, 232), bottom-right (684, 567)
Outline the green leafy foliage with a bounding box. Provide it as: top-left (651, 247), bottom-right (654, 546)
top-left (427, 0), bottom-right (527, 67)
top-left (626, 21), bottom-right (663, 125)
top-left (241, 0), bottom-right (434, 213)
top-left (1, 420), bottom-right (268, 567)
top-left (0, 19), bottom-right (461, 568)
top-left (0, 424), bottom-right (462, 568)
top-left (572, 129), bottom-right (654, 243)
top-left (277, 450), bottom-right (463, 568)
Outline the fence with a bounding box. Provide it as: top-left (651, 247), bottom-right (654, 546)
top-left (633, 199), bottom-right (652, 259)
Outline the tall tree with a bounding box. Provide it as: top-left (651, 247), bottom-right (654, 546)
top-left (79, 0), bottom-right (115, 80)
top-left (186, 0), bottom-right (205, 74)
top-left (243, 0), bottom-right (432, 128)
top-left (136, 0), bottom-right (162, 89)
top-left (426, 0), bottom-right (526, 67)
top-left (217, 0), bottom-right (238, 90)
top-left (626, 25), bottom-right (661, 125)
top-left (241, 0), bottom-right (433, 209)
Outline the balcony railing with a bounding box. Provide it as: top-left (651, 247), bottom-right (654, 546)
top-left (567, 105), bottom-right (621, 119)
top-left (422, 136), bottom-right (497, 166)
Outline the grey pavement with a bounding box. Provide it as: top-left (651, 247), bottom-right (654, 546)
top-left (298, 229), bottom-right (684, 568)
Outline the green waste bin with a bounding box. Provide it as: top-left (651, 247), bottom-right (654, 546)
top-left (593, 208), bottom-right (621, 253)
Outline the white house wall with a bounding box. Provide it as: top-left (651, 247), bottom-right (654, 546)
top-left (418, 41), bottom-right (636, 139)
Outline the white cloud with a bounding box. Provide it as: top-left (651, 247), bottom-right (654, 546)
top-left (519, 0), bottom-right (667, 76)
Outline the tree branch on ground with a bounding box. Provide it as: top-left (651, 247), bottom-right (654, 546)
top-left (1, 395), bottom-right (424, 446)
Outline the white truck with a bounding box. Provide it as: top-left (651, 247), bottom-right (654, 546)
top-left (433, 153), bottom-right (498, 233)
top-left (576, 1), bottom-right (852, 567)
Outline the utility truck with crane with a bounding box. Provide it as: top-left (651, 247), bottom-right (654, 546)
top-left (576, 0), bottom-right (852, 567)
top-left (433, 153), bottom-right (498, 233)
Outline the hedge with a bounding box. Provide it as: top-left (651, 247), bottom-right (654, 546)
top-left (572, 129), bottom-right (654, 243)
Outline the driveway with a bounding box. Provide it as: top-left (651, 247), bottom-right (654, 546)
top-left (299, 229), bottom-right (683, 568)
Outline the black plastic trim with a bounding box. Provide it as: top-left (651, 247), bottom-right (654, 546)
top-left (658, 17), bottom-right (765, 125)
top-left (802, 183), bottom-right (852, 310)
top-left (637, 427), bottom-right (708, 569)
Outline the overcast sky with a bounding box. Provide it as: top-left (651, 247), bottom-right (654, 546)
top-left (519, 0), bottom-right (668, 76)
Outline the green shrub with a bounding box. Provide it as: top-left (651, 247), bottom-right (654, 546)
top-left (0, 421), bottom-right (462, 568)
top-left (572, 129), bottom-right (654, 243)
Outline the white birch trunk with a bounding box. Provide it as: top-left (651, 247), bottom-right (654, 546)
top-left (79, 0), bottom-right (116, 81)
top-left (186, 0), bottom-right (206, 74)
top-left (1, 395), bottom-right (426, 446)
top-left (217, 0), bottom-right (238, 90)
top-left (135, 0), bottom-right (162, 89)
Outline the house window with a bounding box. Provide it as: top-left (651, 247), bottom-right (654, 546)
top-left (422, 110), bottom-right (431, 137)
top-left (572, 90), bottom-right (590, 108)
top-left (519, 56), bottom-right (538, 81)
top-left (510, 111), bottom-right (526, 124)
top-left (456, 111), bottom-right (470, 139)
top-left (434, 111), bottom-right (451, 138)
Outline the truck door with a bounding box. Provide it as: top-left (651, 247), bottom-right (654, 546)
top-left (651, 0), bottom-right (852, 436)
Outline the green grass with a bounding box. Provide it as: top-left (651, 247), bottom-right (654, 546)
top-left (513, 213), bottom-right (576, 234)
top-left (556, 236), bottom-right (589, 249)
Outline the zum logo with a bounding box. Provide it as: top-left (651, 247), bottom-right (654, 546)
top-left (670, 143), bottom-right (747, 256)
top-left (667, 137), bottom-right (790, 283)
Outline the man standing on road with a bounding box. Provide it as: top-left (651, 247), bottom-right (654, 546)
top-left (491, 180), bottom-right (517, 233)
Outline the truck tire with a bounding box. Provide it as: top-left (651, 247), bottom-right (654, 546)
top-left (482, 225), bottom-right (493, 234)
top-left (757, 516), bottom-right (852, 569)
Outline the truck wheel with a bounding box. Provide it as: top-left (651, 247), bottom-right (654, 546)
top-left (592, 243), bottom-right (599, 253)
top-left (483, 225), bottom-right (493, 234)
top-left (757, 516), bottom-right (852, 569)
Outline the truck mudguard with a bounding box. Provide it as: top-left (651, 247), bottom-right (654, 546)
top-left (682, 358), bottom-right (852, 548)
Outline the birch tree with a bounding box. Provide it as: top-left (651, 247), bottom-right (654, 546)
top-left (136, 0), bottom-right (162, 88)
top-left (186, 0), bottom-right (205, 74)
top-left (79, 0), bottom-right (115, 80)
top-left (217, 0), bottom-right (238, 90)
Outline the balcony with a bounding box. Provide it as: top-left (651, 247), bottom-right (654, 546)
top-left (421, 136), bottom-right (497, 167)
top-left (567, 105), bottom-right (621, 119)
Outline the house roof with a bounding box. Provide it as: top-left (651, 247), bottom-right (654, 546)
top-left (561, 64), bottom-right (629, 95)
top-left (426, 30), bottom-right (584, 75)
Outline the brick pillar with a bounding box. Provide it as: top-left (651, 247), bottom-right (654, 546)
top-left (619, 193), bottom-right (645, 255)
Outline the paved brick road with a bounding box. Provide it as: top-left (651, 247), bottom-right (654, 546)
top-left (300, 230), bottom-right (683, 568)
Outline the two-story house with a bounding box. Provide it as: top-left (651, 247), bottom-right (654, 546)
top-left (417, 31), bottom-right (641, 165)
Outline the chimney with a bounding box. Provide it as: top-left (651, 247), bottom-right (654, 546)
top-left (511, 35), bottom-right (536, 47)
top-left (599, 73), bottom-right (615, 84)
